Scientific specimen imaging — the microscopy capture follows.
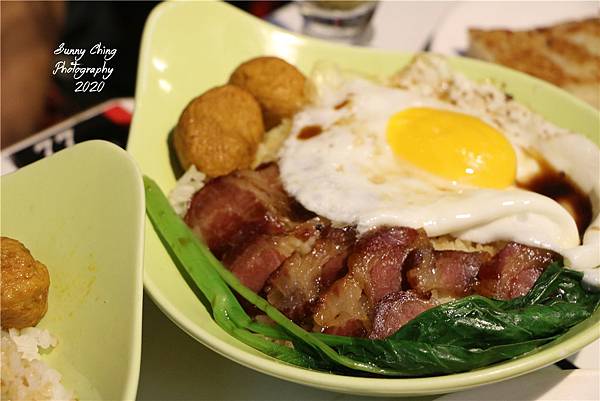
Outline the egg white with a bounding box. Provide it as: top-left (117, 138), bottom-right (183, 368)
top-left (278, 63), bottom-right (600, 276)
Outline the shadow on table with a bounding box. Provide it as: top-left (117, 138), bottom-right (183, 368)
top-left (137, 295), bottom-right (436, 401)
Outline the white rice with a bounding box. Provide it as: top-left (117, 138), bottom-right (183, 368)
top-left (168, 165), bottom-right (206, 217)
top-left (1, 327), bottom-right (75, 401)
top-left (252, 119), bottom-right (292, 168)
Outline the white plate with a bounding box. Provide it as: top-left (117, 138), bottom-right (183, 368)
top-left (430, 1), bottom-right (599, 55)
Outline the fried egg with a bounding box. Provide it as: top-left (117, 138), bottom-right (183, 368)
top-left (278, 57), bottom-right (600, 278)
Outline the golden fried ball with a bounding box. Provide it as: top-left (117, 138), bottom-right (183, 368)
top-left (174, 84), bottom-right (265, 177)
top-left (1, 237), bottom-right (50, 329)
top-left (229, 56), bottom-right (307, 129)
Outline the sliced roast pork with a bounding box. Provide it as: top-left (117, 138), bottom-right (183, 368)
top-left (369, 291), bottom-right (437, 340)
top-left (312, 276), bottom-right (369, 337)
top-left (475, 242), bottom-right (560, 300)
top-left (408, 250), bottom-right (491, 298)
top-left (184, 164), bottom-right (296, 257)
top-left (265, 226), bottom-right (355, 323)
top-left (313, 227), bottom-right (434, 335)
top-left (223, 218), bottom-right (324, 293)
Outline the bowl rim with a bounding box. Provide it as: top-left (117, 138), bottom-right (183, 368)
top-left (134, 1), bottom-right (600, 396)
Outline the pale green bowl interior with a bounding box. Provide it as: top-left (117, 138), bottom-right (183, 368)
top-left (128, 1), bottom-right (600, 396)
top-left (1, 141), bottom-right (144, 400)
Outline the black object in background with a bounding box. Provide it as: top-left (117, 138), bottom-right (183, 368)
top-left (54, 2), bottom-right (159, 109)
top-left (8, 101), bottom-right (132, 170)
top-left (52, 1), bottom-right (288, 113)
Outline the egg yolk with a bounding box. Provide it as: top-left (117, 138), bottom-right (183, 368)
top-left (386, 107), bottom-right (517, 189)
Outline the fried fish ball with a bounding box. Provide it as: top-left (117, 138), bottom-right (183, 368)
top-left (1, 237), bottom-right (50, 329)
top-left (229, 56), bottom-right (307, 129)
top-left (174, 84), bottom-right (265, 177)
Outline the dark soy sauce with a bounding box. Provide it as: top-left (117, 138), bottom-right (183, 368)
top-left (298, 125), bottom-right (323, 140)
top-left (517, 156), bottom-right (593, 238)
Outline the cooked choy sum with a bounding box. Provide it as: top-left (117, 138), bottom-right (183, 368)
top-left (144, 176), bottom-right (600, 377)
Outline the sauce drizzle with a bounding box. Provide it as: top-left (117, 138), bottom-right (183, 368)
top-left (517, 156), bottom-right (592, 238)
top-left (298, 125), bottom-right (323, 140)
top-left (334, 99), bottom-right (350, 110)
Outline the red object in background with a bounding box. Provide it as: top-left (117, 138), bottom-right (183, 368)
top-left (104, 106), bottom-right (133, 125)
top-left (247, 1), bottom-right (284, 18)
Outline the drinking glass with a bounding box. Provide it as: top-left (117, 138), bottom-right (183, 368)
top-left (298, 1), bottom-right (378, 44)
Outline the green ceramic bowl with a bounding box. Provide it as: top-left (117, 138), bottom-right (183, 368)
top-left (128, 1), bottom-right (600, 397)
top-left (1, 141), bottom-right (144, 400)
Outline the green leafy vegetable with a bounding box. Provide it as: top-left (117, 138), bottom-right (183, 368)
top-left (144, 176), bottom-right (600, 377)
top-left (318, 264), bottom-right (600, 375)
top-left (144, 177), bottom-right (318, 368)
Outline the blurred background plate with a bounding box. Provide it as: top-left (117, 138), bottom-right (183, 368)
top-left (430, 1), bottom-right (599, 55)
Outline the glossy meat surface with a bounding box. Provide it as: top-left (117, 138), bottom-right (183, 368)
top-left (369, 291), bottom-right (436, 340)
top-left (476, 242), bottom-right (559, 300)
top-left (266, 226), bottom-right (355, 323)
top-left (223, 218), bottom-right (323, 292)
top-left (408, 250), bottom-right (491, 298)
top-left (184, 164), bottom-right (294, 257)
top-left (313, 227), bottom-right (433, 335)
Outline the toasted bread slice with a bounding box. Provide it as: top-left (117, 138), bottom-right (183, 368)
top-left (468, 17), bottom-right (600, 108)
